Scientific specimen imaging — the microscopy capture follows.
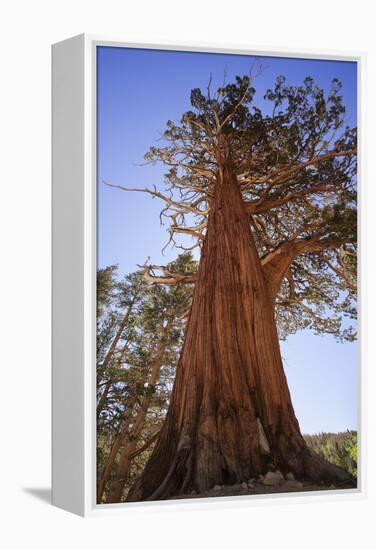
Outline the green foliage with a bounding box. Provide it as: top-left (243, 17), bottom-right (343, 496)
top-left (102, 74), bottom-right (358, 499)
top-left (96, 253), bottom-right (197, 501)
top-left (97, 265), bottom-right (118, 317)
top-left (142, 73), bottom-right (357, 342)
top-left (304, 431), bottom-right (357, 477)
top-left (97, 253), bottom-right (358, 499)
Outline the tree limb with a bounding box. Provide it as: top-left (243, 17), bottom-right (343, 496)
top-left (143, 264), bottom-right (198, 286)
top-left (240, 147), bottom-right (356, 195)
top-left (104, 182), bottom-right (210, 215)
top-left (129, 431), bottom-right (160, 460)
top-left (261, 236), bottom-right (351, 300)
top-left (244, 184), bottom-right (341, 214)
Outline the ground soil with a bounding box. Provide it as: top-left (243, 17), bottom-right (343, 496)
top-left (168, 477), bottom-right (356, 500)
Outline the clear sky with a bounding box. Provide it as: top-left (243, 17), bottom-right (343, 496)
top-left (97, 46), bottom-right (358, 435)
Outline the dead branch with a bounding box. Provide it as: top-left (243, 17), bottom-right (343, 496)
top-left (104, 182), bottom-right (211, 215)
top-left (142, 264), bottom-right (198, 286)
top-left (244, 183), bottom-right (345, 215)
top-left (240, 147), bottom-right (357, 195)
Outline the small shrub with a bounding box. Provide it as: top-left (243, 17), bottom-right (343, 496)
top-left (304, 431), bottom-right (357, 478)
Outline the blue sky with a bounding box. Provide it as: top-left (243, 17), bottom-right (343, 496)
top-left (97, 46), bottom-right (358, 435)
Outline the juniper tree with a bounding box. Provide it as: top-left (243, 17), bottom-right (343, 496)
top-left (109, 73), bottom-right (357, 501)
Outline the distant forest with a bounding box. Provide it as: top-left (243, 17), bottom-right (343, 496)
top-left (304, 431), bottom-right (357, 478)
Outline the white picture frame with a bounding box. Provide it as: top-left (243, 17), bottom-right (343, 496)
top-left (52, 34), bottom-right (366, 517)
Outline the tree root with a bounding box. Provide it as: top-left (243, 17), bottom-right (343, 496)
top-left (303, 450), bottom-right (356, 487)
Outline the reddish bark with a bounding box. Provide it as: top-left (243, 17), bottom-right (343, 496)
top-left (127, 154), bottom-right (351, 502)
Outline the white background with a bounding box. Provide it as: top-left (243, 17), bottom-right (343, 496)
top-left (1, 1), bottom-right (375, 548)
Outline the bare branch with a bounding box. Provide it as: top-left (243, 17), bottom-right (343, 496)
top-left (129, 431), bottom-right (160, 460)
top-left (104, 182), bottom-right (210, 216)
top-left (240, 147), bottom-right (357, 196)
top-left (143, 264), bottom-right (197, 286)
top-left (244, 184), bottom-right (341, 214)
top-left (261, 235), bottom-right (352, 300)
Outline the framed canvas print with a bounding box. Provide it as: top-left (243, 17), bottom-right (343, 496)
top-left (52, 35), bottom-right (364, 516)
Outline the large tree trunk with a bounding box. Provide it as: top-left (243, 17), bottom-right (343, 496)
top-left (127, 157), bottom-right (352, 502)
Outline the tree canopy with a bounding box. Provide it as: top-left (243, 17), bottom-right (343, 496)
top-left (108, 73), bottom-right (357, 342)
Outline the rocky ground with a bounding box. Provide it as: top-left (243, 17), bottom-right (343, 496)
top-left (169, 470), bottom-right (356, 500)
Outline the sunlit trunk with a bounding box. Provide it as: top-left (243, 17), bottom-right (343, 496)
top-left (127, 157), bottom-right (351, 502)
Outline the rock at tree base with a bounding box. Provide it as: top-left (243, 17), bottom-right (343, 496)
top-left (263, 471), bottom-right (285, 486)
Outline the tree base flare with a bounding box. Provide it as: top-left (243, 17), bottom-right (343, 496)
top-left (126, 168), bottom-right (355, 504)
top-left (127, 452), bottom-right (355, 502)
top-left (126, 417), bottom-right (355, 502)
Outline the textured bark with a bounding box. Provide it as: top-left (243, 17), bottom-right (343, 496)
top-left (127, 153), bottom-right (352, 502)
top-left (262, 238), bottom-right (343, 301)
